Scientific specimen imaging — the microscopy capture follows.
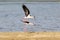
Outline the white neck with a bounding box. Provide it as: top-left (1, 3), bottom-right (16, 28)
top-left (24, 15), bottom-right (34, 18)
top-left (27, 15), bottom-right (34, 18)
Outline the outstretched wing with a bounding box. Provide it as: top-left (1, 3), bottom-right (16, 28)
top-left (22, 4), bottom-right (30, 17)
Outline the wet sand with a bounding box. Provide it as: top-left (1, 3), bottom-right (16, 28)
top-left (0, 32), bottom-right (60, 40)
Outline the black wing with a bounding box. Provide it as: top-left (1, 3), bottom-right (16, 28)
top-left (22, 4), bottom-right (30, 17)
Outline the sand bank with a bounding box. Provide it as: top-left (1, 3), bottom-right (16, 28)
top-left (0, 32), bottom-right (60, 40)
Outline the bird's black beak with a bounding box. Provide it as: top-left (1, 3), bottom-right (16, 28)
top-left (34, 16), bottom-right (35, 19)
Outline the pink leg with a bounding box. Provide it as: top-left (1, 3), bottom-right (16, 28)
top-left (24, 27), bottom-right (27, 32)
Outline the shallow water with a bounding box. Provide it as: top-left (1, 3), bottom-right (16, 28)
top-left (0, 2), bottom-right (60, 32)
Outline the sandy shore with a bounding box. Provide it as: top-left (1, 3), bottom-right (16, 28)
top-left (0, 32), bottom-right (60, 40)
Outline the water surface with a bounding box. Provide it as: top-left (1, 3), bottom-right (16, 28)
top-left (0, 2), bottom-right (60, 32)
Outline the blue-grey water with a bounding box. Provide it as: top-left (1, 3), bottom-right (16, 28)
top-left (0, 2), bottom-right (60, 32)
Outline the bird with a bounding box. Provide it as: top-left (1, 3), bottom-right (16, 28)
top-left (22, 4), bottom-right (35, 19)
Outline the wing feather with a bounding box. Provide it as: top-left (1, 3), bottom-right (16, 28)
top-left (22, 4), bottom-right (30, 17)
